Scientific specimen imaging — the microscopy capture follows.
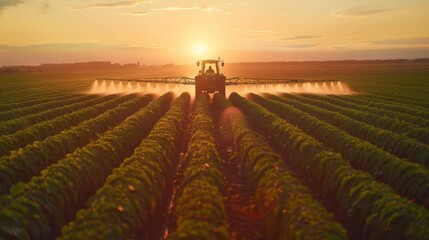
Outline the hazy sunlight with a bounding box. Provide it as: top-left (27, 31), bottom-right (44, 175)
top-left (193, 43), bottom-right (207, 57)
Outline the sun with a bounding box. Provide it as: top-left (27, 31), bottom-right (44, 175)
top-left (193, 43), bottom-right (207, 56)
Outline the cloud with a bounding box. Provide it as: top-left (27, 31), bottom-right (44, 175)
top-left (0, 41), bottom-right (166, 51)
top-left (368, 37), bottom-right (429, 45)
top-left (333, 46), bottom-right (349, 50)
top-left (0, 1), bottom-right (52, 14)
top-left (41, 2), bottom-right (50, 10)
top-left (235, 29), bottom-right (281, 36)
top-left (0, 0), bottom-right (23, 12)
top-left (278, 13), bottom-right (294, 16)
top-left (128, 11), bottom-right (151, 16)
top-left (39, 2), bottom-right (51, 13)
top-left (152, 6), bottom-right (200, 11)
top-left (127, 5), bottom-right (228, 16)
top-left (333, 6), bottom-right (393, 17)
top-left (71, 0), bottom-right (151, 10)
top-left (283, 35), bottom-right (322, 40)
top-left (284, 44), bottom-right (316, 49)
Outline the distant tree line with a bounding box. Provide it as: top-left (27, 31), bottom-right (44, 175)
top-left (1, 59), bottom-right (428, 73)
top-left (230, 58), bottom-right (429, 65)
top-left (0, 61), bottom-right (142, 73)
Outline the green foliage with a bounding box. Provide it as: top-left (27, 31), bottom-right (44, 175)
top-left (230, 92), bottom-right (429, 240)
top-left (0, 94), bottom-right (153, 194)
top-left (304, 94), bottom-right (429, 128)
top-left (360, 94), bottom-right (429, 114)
top-left (0, 92), bottom-right (173, 239)
top-left (269, 93), bottom-right (429, 168)
top-left (58, 92), bottom-right (190, 240)
top-left (254, 93), bottom-right (429, 207)
top-left (0, 91), bottom-right (82, 112)
top-left (0, 94), bottom-right (126, 155)
top-left (168, 93), bottom-right (229, 240)
top-left (0, 94), bottom-right (115, 137)
top-left (285, 93), bottom-right (429, 144)
top-left (337, 94), bottom-right (429, 120)
top-left (0, 94), bottom-right (95, 122)
top-left (213, 93), bottom-right (347, 240)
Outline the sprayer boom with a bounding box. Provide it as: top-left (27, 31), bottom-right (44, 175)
top-left (95, 76), bottom-right (322, 85)
top-left (95, 77), bottom-right (195, 85)
top-left (94, 58), bottom-right (337, 96)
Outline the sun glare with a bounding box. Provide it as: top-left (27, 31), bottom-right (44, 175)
top-left (193, 43), bottom-right (207, 56)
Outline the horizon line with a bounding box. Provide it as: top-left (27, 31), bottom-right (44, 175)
top-left (1, 57), bottom-right (429, 68)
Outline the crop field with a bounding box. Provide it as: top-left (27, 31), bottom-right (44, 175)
top-left (0, 63), bottom-right (429, 240)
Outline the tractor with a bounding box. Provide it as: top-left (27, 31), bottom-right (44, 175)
top-left (195, 59), bottom-right (226, 98)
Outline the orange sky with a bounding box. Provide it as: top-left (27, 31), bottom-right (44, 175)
top-left (0, 0), bottom-right (428, 66)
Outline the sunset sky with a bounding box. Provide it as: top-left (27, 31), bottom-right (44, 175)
top-left (0, 0), bottom-right (428, 66)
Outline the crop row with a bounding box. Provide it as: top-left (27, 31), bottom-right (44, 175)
top-left (0, 88), bottom-right (82, 110)
top-left (303, 94), bottom-right (429, 128)
top-left (251, 93), bottom-right (429, 207)
top-left (168, 93), bottom-right (229, 239)
top-left (350, 82), bottom-right (429, 99)
top-left (353, 85), bottom-right (429, 100)
top-left (59, 92), bottom-right (190, 239)
top-left (0, 91), bottom-right (81, 113)
top-left (0, 94), bottom-right (95, 122)
top-left (364, 92), bottom-right (429, 110)
top-left (0, 94), bottom-right (126, 156)
top-left (336, 95), bottom-right (429, 119)
top-left (212, 94), bottom-right (347, 239)
top-left (0, 94), bottom-right (116, 136)
top-left (0, 94), bottom-right (153, 194)
top-left (283, 93), bottom-right (429, 144)
top-left (269, 94), bottom-right (429, 168)
top-left (0, 93), bottom-right (173, 239)
top-left (230, 92), bottom-right (429, 239)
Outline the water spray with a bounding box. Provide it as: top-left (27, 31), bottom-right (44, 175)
top-left (87, 58), bottom-right (355, 97)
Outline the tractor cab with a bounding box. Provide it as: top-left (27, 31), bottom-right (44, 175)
top-left (195, 59), bottom-right (226, 97)
top-left (197, 59), bottom-right (224, 76)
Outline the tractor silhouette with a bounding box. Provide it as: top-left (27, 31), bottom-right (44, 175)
top-left (195, 59), bottom-right (226, 98)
